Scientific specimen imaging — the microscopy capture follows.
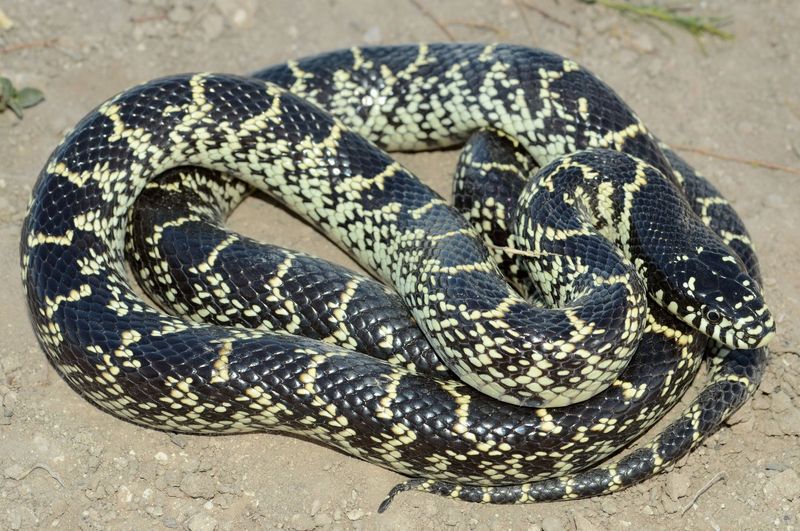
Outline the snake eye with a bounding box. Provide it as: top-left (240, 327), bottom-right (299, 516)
top-left (705, 309), bottom-right (722, 325)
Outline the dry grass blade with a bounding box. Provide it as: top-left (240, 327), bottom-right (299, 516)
top-left (0, 38), bottom-right (58, 55)
top-left (579, 0), bottom-right (733, 39)
top-left (672, 145), bottom-right (800, 177)
top-left (682, 472), bottom-right (726, 514)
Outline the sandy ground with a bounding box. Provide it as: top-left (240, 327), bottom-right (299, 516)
top-left (1, 0), bottom-right (799, 529)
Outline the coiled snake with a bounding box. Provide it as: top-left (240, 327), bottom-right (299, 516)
top-left (21, 44), bottom-right (775, 509)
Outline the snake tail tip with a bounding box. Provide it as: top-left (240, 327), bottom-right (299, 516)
top-left (378, 478), bottom-right (426, 513)
top-left (377, 496), bottom-right (394, 514)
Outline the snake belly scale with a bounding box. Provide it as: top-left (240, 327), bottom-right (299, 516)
top-left (20, 44), bottom-right (774, 508)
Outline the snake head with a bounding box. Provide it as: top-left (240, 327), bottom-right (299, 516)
top-left (656, 246), bottom-right (776, 350)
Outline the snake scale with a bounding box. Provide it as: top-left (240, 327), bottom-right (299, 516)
top-left (21, 44), bottom-right (775, 509)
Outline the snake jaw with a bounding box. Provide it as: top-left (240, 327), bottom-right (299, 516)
top-left (668, 291), bottom-right (776, 351)
top-left (696, 306), bottom-right (775, 350)
top-left (717, 272), bottom-right (776, 349)
top-left (732, 303), bottom-right (776, 349)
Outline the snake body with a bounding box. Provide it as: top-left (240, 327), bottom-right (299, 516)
top-left (21, 44), bottom-right (774, 508)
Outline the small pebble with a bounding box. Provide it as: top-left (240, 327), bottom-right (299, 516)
top-left (180, 458), bottom-right (200, 473)
top-left (617, 49), bottom-right (638, 66)
top-left (541, 515), bottom-right (566, 531)
top-left (666, 472), bottom-right (692, 501)
top-left (290, 513), bottom-right (316, 531)
top-left (314, 513), bottom-right (333, 527)
top-left (168, 5), bottom-right (193, 23)
top-left (592, 15), bottom-right (617, 33)
top-left (773, 468), bottom-right (800, 501)
top-left (574, 514), bottom-right (603, 531)
top-left (764, 468), bottom-right (800, 500)
top-left (180, 473), bottom-right (218, 499)
top-left (441, 507), bottom-right (461, 526)
top-left (646, 58), bottom-right (664, 77)
top-left (3, 463), bottom-right (24, 479)
top-left (214, 0), bottom-right (255, 28)
top-left (601, 498), bottom-right (618, 515)
top-left (631, 33), bottom-right (655, 54)
top-left (346, 508), bottom-right (364, 521)
top-left (7, 506), bottom-right (36, 531)
top-left (764, 417), bottom-right (784, 437)
top-left (86, 484), bottom-right (107, 500)
top-left (777, 408), bottom-right (800, 436)
top-left (751, 393), bottom-right (771, 410)
top-left (363, 25), bottom-right (382, 45)
top-left (146, 506), bottom-right (164, 518)
top-left (164, 469), bottom-right (183, 487)
top-left (759, 378), bottom-right (779, 395)
top-left (186, 512), bottom-right (217, 531)
top-left (769, 391), bottom-right (792, 413)
top-left (728, 408), bottom-right (755, 433)
top-left (201, 13), bottom-right (225, 41)
top-left (763, 194), bottom-right (786, 209)
top-left (116, 485), bottom-right (133, 504)
top-left (169, 434), bottom-right (188, 448)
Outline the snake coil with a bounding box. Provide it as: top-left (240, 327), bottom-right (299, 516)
top-left (21, 44), bottom-right (774, 509)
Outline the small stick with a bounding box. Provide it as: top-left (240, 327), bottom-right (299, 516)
top-left (0, 38), bottom-right (58, 55)
top-left (130, 12), bottom-right (168, 24)
top-left (513, 0), bottom-right (534, 37)
top-left (681, 472), bottom-right (726, 515)
top-left (445, 21), bottom-right (502, 35)
top-left (11, 464), bottom-right (65, 488)
top-left (672, 144), bottom-right (800, 177)
top-left (486, 243), bottom-right (558, 258)
top-left (518, 0), bottom-right (574, 29)
top-left (407, 0), bottom-right (455, 42)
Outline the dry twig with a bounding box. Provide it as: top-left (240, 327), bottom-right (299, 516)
top-left (130, 12), bottom-right (168, 24)
top-left (0, 38), bottom-right (58, 55)
top-left (518, 0), bottom-right (573, 29)
top-left (407, 0), bottom-right (455, 41)
top-left (486, 243), bottom-right (559, 259)
top-left (681, 472), bottom-right (726, 515)
top-left (445, 20), bottom-right (502, 35)
top-left (673, 144), bottom-right (800, 177)
top-left (9, 464), bottom-right (65, 488)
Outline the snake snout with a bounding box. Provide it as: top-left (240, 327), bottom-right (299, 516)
top-left (696, 269), bottom-right (776, 350)
top-left (657, 245), bottom-right (775, 350)
top-left (731, 297), bottom-right (776, 349)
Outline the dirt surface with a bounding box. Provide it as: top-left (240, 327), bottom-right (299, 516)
top-left (1, 1), bottom-right (798, 529)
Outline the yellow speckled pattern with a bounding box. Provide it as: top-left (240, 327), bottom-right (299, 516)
top-left (20, 44), bottom-right (774, 510)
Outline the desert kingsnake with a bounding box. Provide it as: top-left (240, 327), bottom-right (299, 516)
top-left (21, 44), bottom-right (775, 509)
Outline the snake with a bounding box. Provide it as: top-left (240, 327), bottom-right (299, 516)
top-left (20, 44), bottom-right (775, 509)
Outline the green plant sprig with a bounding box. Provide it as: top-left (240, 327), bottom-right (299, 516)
top-left (0, 76), bottom-right (44, 119)
top-left (580, 0), bottom-right (733, 39)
